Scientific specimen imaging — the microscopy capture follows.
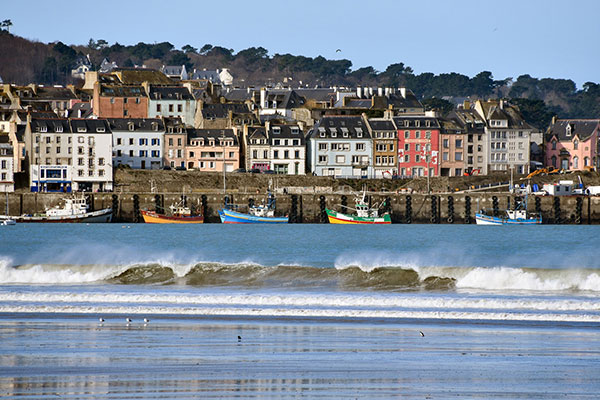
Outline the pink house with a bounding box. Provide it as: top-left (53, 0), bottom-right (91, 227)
top-left (185, 128), bottom-right (240, 172)
top-left (545, 118), bottom-right (600, 171)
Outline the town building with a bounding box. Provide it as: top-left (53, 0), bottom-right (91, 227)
top-left (185, 129), bottom-right (239, 172)
top-left (545, 118), bottom-right (600, 170)
top-left (108, 118), bottom-right (165, 169)
top-left (24, 118), bottom-right (112, 192)
top-left (447, 107), bottom-right (487, 175)
top-left (307, 116), bottom-right (373, 177)
top-left (0, 137), bottom-right (14, 192)
top-left (474, 99), bottom-right (533, 174)
top-left (245, 126), bottom-right (269, 171)
top-left (163, 118), bottom-right (188, 169)
top-left (393, 115), bottom-right (440, 177)
top-left (145, 85), bottom-right (195, 126)
top-left (268, 123), bottom-right (306, 175)
top-left (365, 118), bottom-right (397, 178)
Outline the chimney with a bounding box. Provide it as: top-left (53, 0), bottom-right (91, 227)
top-left (377, 87), bottom-right (383, 97)
top-left (552, 115), bottom-right (557, 125)
top-left (368, 87), bottom-right (373, 96)
top-left (77, 108), bottom-right (82, 118)
top-left (384, 87), bottom-right (390, 97)
top-left (499, 99), bottom-right (504, 109)
top-left (260, 88), bottom-right (267, 109)
top-left (463, 100), bottom-right (471, 110)
top-left (356, 87), bottom-right (362, 98)
top-left (399, 87), bottom-right (406, 98)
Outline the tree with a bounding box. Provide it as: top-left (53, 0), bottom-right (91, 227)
top-left (470, 71), bottom-right (494, 97)
top-left (421, 98), bottom-right (455, 116)
top-left (199, 44), bottom-right (213, 55)
top-left (236, 46), bottom-right (268, 63)
top-left (510, 98), bottom-right (556, 130)
top-left (168, 51), bottom-right (193, 69)
top-left (1, 19), bottom-right (12, 33)
top-left (87, 38), bottom-right (97, 50)
top-left (182, 44), bottom-right (197, 54)
top-left (96, 39), bottom-right (109, 49)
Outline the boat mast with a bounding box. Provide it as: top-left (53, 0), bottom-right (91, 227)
top-left (222, 130), bottom-right (226, 195)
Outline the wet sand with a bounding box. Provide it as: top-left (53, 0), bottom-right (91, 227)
top-left (1, 314), bottom-right (599, 399)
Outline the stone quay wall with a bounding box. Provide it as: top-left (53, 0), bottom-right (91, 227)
top-left (3, 192), bottom-right (600, 224)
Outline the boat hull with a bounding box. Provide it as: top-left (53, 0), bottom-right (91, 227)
top-left (218, 208), bottom-right (288, 224)
top-left (325, 209), bottom-right (391, 224)
top-left (475, 213), bottom-right (542, 225)
top-left (8, 208), bottom-right (113, 223)
top-left (141, 210), bottom-right (204, 224)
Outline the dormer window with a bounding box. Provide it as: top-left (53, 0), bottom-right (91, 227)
top-left (415, 120), bottom-right (420, 127)
top-left (291, 127), bottom-right (299, 135)
top-left (40, 126), bottom-right (47, 133)
top-left (128, 123), bottom-right (134, 132)
top-left (356, 127), bottom-right (363, 138)
top-left (552, 139), bottom-right (557, 150)
top-left (341, 127), bottom-right (349, 137)
top-left (566, 124), bottom-right (572, 136)
top-left (331, 128), bottom-right (337, 137)
top-left (152, 123), bottom-right (158, 131)
top-left (319, 127), bottom-right (326, 137)
top-left (77, 126), bottom-right (87, 133)
top-left (404, 120), bottom-right (409, 127)
top-left (56, 126), bottom-right (63, 133)
top-left (426, 120), bottom-right (431, 128)
top-left (574, 139), bottom-right (579, 150)
top-left (273, 127), bottom-right (281, 134)
top-left (96, 127), bottom-right (105, 133)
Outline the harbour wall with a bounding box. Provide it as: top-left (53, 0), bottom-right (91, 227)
top-left (3, 192), bottom-right (600, 224)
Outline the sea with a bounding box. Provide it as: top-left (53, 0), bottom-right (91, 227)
top-left (1, 224), bottom-right (599, 399)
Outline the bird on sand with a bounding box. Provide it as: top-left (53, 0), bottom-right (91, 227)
top-left (126, 317), bottom-right (132, 324)
top-left (237, 335), bottom-right (242, 342)
top-left (143, 318), bottom-right (150, 323)
top-left (99, 317), bottom-right (104, 323)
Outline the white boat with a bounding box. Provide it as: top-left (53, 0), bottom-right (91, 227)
top-left (1, 193), bottom-right (16, 225)
top-left (1, 196), bottom-right (112, 223)
top-left (475, 197), bottom-right (541, 225)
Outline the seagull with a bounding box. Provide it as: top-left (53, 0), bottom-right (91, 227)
top-left (143, 318), bottom-right (150, 323)
top-left (126, 317), bottom-right (132, 323)
top-left (237, 335), bottom-right (242, 342)
top-left (419, 331), bottom-right (425, 337)
top-left (99, 317), bottom-right (104, 323)
top-left (335, 49), bottom-right (341, 53)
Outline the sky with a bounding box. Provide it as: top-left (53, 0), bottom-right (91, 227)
top-left (3, 0), bottom-right (599, 87)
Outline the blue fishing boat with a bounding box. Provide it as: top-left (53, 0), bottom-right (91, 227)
top-left (475, 196), bottom-right (542, 225)
top-left (218, 192), bottom-right (289, 224)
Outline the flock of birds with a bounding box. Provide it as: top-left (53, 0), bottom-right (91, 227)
top-left (98, 317), bottom-right (150, 325)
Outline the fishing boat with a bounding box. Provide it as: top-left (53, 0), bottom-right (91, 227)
top-left (218, 192), bottom-right (288, 224)
top-left (141, 199), bottom-right (203, 224)
top-left (1, 196), bottom-right (112, 223)
top-left (475, 196), bottom-right (542, 225)
top-left (326, 190), bottom-right (391, 224)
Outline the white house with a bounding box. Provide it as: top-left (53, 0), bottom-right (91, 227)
top-left (307, 116), bottom-right (373, 177)
top-left (145, 85), bottom-right (195, 127)
top-left (268, 123), bottom-right (306, 175)
top-left (0, 139), bottom-right (14, 192)
top-left (108, 118), bottom-right (165, 170)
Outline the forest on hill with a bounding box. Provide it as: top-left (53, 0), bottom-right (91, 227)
top-left (1, 29), bottom-right (599, 130)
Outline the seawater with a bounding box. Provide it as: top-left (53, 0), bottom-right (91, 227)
top-left (1, 224), bottom-right (599, 398)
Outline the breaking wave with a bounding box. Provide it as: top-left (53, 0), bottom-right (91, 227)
top-left (1, 258), bottom-right (599, 293)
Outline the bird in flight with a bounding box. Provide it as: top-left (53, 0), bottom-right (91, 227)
top-left (336, 49), bottom-right (341, 53)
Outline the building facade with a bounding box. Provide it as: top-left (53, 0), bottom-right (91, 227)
top-left (268, 123), bottom-right (306, 175)
top-left (545, 118), bottom-right (600, 170)
top-left (366, 118), bottom-right (397, 178)
top-left (394, 115), bottom-right (440, 177)
top-left (186, 129), bottom-right (239, 172)
top-left (108, 118), bottom-right (165, 169)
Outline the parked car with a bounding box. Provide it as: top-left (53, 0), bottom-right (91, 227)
top-left (162, 166), bottom-right (172, 170)
top-left (175, 166), bottom-right (187, 171)
top-left (263, 170), bottom-right (276, 174)
top-left (249, 168), bottom-right (261, 174)
top-left (233, 168), bottom-right (247, 173)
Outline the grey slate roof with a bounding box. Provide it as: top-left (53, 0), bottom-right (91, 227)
top-left (393, 116), bottom-right (441, 129)
top-left (269, 124), bottom-right (305, 145)
top-left (546, 119), bottom-right (600, 142)
top-left (69, 119), bottom-right (111, 134)
top-left (148, 86), bottom-right (193, 101)
top-left (201, 103), bottom-right (252, 119)
top-left (367, 119), bottom-right (396, 131)
top-left (30, 118), bottom-right (72, 133)
top-left (187, 128), bottom-right (238, 145)
top-left (191, 70), bottom-right (221, 82)
top-left (106, 118), bottom-right (165, 132)
top-left (100, 85), bottom-right (147, 97)
top-left (309, 116), bottom-right (370, 139)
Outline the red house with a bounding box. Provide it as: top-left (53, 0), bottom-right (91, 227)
top-left (393, 115), bottom-right (440, 177)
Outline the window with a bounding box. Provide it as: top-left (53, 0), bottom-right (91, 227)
top-left (168, 138), bottom-right (173, 146)
top-left (129, 138), bottom-right (134, 145)
top-left (263, 150), bottom-right (268, 158)
top-left (123, 98), bottom-right (128, 104)
top-left (425, 131), bottom-right (431, 139)
top-left (78, 158), bottom-right (84, 166)
top-left (252, 150), bottom-right (258, 158)
top-left (177, 104), bottom-right (182, 112)
top-left (415, 154), bottom-right (420, 163)
top-left (574, 140), bottom-right (579, 150)
top-left (443, 139), bottom-right (449, 148)
top-left (415, 144), bottom-right (421, 152)
top-left (117, 150), bottom-right (122, 157)
top-left (404, 155), bottom-right (409, 163)
top-left (273, 150), bottom-right (279, 159)
top-left (151, 151), bottom-right (160, 157)
top-left (404, 131), bottom-right (410, 139)
top-left (78, 170), bottom-right (84, 176)
top-left (356, 143), bottom-right (364, 151)
top-left (319, 143), bottom-right (327, 151)
top-left (157, 104), bottom-right (162, 112)
top-left (123, 110), bottom-right (128, 116)
top-left (336, 155), bottom-right (345, 164)
top-left (415, 131), bottom-right (421, 139)
top-left (573, 156), bottom-right (579, 169)
top-left (404, 143), bottom-right (410, 151)
top-left (129, 150), bottom-right (134, 157)
top-left (455, 152), bottom-right (463, 161)
top-left (177, 138), bottom-right (182, 146)
top-left (169, 104), bottom-right (174, 112)
top-left (56, 147), bottom-right (61, 154)
top-left (135, 98), bottom-right (140, 104)
top-left (284, 150), bottom-right (289, 159)
top-left (455, 139), bottom-right (463, 148)
top-left (151, 138), bottom-right (160, 146)
top-left (443, 152), bottom-right (448, 161)
top-left (99, 169), bottom-right (104, 176)
top-left (295, 150), bottom-right (300, 158)
top-left (318, 155), bottom-right (327, 164)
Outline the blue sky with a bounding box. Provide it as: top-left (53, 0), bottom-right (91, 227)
top-left (3, 0), bottom-right (599, 87)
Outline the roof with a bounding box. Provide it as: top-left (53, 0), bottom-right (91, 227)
top-left (294, 88), bottom-right (336, 103)
top-left (111, 69), bottom-right (173, 85)
top-left (69, 119), bottom-right (111, 134)
top-left (264, 90), bottom-right (306, 109)
top-left (223, 88), bottom-right (255, 102)
top-left (30, 86), bottom-right (77, 101)
top-left (309, 116), bottom-right (370, 139)
top-left (269, 124), bottom-right (305, 144)
top-left (546, 119), bottom-right (600, 142)
top-left (100, 85), bottom-right (147, 97)
top-left (29, 118), bottom-right (72, 133)
top-left (446, 109), bottom-right (486, 134)
top-left (67, 102), bottom-right (93, 119)
top-left (201, 103), bottom-right (251, 119)
top-left (191, 70), bottom-right (221, 82)
top-left (161, 65), bottom-right (186, 76)
top-left (393, 116), bottom-right (441, 129)
top-left (148, 86), bottom-right (194, 101)
top-left (247, 127), bottom-right (267, 143)
top-left (187, 128), bottom-right (238, 145)
top-left (366, 118), bottom-right (396, 131)
top-left (106, 118), bottom-right (165, 132)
